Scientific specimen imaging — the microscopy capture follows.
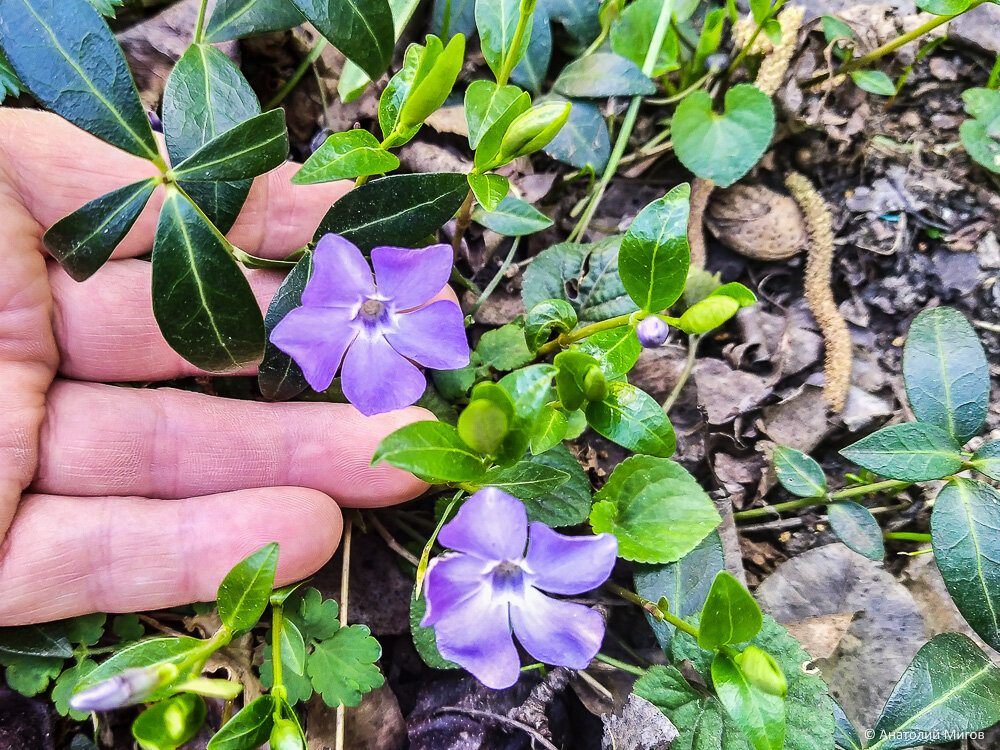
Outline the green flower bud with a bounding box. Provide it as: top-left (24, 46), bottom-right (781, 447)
top-left (583, 365), bottom-right (607, 402)
top-left (736, 646), bottom-right (787, 697)
top-left (458, 399), bottom-right (510, 456)
top-left (499, 102), bottom-right (571, 161)
top-left (400, 34), bottom-right (466, 129)
top-left (270, 719), bottom-right (305, 750)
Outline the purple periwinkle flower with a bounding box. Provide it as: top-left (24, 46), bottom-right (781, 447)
top-left (422, 488), bottom-right (618, 689)
top-left (69, 667), bottom-right (164, 713)
top-left (636, 316), bottom-right (669, 348)
top-left (271, 234), bottom-right (470, 416)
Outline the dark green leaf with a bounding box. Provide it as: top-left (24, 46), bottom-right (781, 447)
top-left (217, 542), bottom-right (279, 632)
top-left (840, 422), bottom-right (964, 482)
top-left (372, 421), bottom-right (486, 482)
top-left (827, 502), bottom-right (884, 561)
top-left (172, 109), bottom-right (288, 182)
top-left (467, 173), bottom-right (510, 212)
top-left (0, 625), bottom-right (73, 660)
top-left (259, 251), bottom-right (313, 401)
top-left (772, 445), bottom-right (826, 498)
top-left (293, 129), bottom-right (399, 184)
top-left (315, 172), bottom-right (468, 249)
top-left (290, 0), bottom-right (394, 81)
top-left (481, 461), bottom-right (570, 499)
top-left (850, 70), bottom-right (896, 96)
top-left (869, 633), bottom-right (1000, 750)
top-left (711, 652), bottom-right (785, 750)
top-left (410, 591), bottom-right (458, 670)
top-left (204, 0), bottom-right (304, 42)
top-left (0, 48), bottom-right (23, 102)
top-left (553, 52), bottom-right (656, 98)
top-left (671, 85), bottom-right (775, 188)
top-left (540, 96), bottom-right (611, 173)
top-left (337, 0), bottom-right (425, 101)
top-left (206, 695), bottom-right (275, 750)
top-left (931, 478), bottom-right (1000, 652)
top-left (0, 0), bottom-right (158, 160)
top-left (133, 694), bottom-right (206, 750)
top-left (465, 80), bottom-right (527, 149)
top-left (525, 300), bottom-right (578, 351)
top-left (510, 7), bottom-right (550, 92)
top-left (151, 190), bottom-right (265, 372)
top-left (619, 184), bottom-right (691, 313)
top-left (430, 0), bottom-right (476, 39)
top-left (903, 307), bottom-right (989, 443)
top-left (307, 624), bottom-right (383, 708)
top-left (43, 178), bottom-right (157, 282)
top-left (575, 327), bottom-right (641, 379)
top-left (833, 700), bottom-right (863, 750)
top-left (585, 382), bottom-right (676, 458)
top-left (698, 571), bottom-right (763, 650)
top-left (475, 0), bottom-right (532, 80)
top-left (473, 196), bottom-right (553, 236)
top-left (520, 444), bottom-right (592, 526)
top-left (971, 440), bottom-right (1000, 481)
top-left (590, 455), bottom-right (719, 563)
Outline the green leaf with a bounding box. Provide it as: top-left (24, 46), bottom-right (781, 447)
top-left (133, 694), bottom-right (206, 750)
top-left (610, 0), bottom-right (680, 77)
top-left (481, 461), bottom-right (570, 499)
top-left (1, 654), bottom-right (63, 696)
top-left (822, 15), bottom-right (855, 60)
top-left (315, 172), bottom-right (469, 249)
top-left (498, 364), bottom-right (557, 426)
top-left (378, 43), bottom-right (423, 145)
top-left (839, 422), bottom-right (964, 482)
top-left (903, 307), bottom-right (989, 443)
top-left (553, 52), bottom-right (656, 98)
top-left (772, 445), bottom-right (826, 498)
top-left (634, 531), bottom-right (725, 649)
top-left (619, 184), bottom-right (691, 313)
top-left (290, 0), bottom-right (394, 81)
top-left (162, 44), bottom-right (261, 232)
top-left (204, 0), bottom-right (304, 42)
top-left (677, 295), bottom-right (740, 334)
top-left (971, 440), bottom-right (1000, 481)
top-left (575, 327), bottom-right (642, 379)
top-left (372, 421), bottom-right (486, 482)
top-left (525, 300), bottom-right (578, 351)
top-left (217, 543), bottom-right (279, 632)
top-left (589, 455), bottom-right (720, 563)
top-left (671, 85), bottom-right (775, 188)
top-left (206, 695), bottom-right (275, 750)
top-left (476, 0), bottom-right (532, 80)
top-left (171, 109), bottom-right (288, 182)
top-left (53, 660), bottom-right (97, 720)
top-left (337, 0), bottom-right (425, 101)
top-left (698, 571), bottom-right (763, 650)
top-left (465, 80), bottom-right (526, 149)
top-left (43, 178), bottom-right (158, 282)
top-left (0, 625), bottom-right (73, 660)
top-left (473, 91), bottom-right (532, 172)
top-left (850, 70), bottom-right (896, 96)
top-left (410, 590), bottom-right (458, 670)
top-left (528, 406), bottom-right (568, 455)
top-left (961, 88), bottom-right (1000, 174)
top-left (398, 34), bottom-right (465, 128)
top-left (868, 633), bottom-right (1000, 750)
top-left (554, 350), bottom-right (602, 411)
top-left (467, 173), bottom-right (510, 212)
top-left (0, 0), bottom-right (158, 161)
top-left (540, 96), bottom-right (611, 173)
top-left (520, 444), bottom-right (592, 526)
top-left (711, 652), bottom-right (785, 750)
top-left (78, 637), bottom-right (205, 691)
top-left (260, 643), bottom-right (313, 705)
top-left (151, 190), bottom-right (265, 372)
top-left (585, 382), bottom-right (676, 458)
top-left (307, 624), bottom-right (384, 708)
top-left (916, 0), bottom-right (973, 13)
top-left (279, 620), bottom-right (306, 674)
top-left (931, 478), bottom-right (1000, 653)
top-left (833, 700), bottom-right (863, 750)
top-left (710, 282), bottom-right (757, 308)
top-left (293, 129), bottom-right (399, 184)
top-left (259, 251), bottom-right (313, 401)
top-left (473, 196), bottom-right (553, 236)
top-left (827, 502), bottom-right (884, 561)
top-left (0, 49), bottom-right (23, 103)
top-left (475, 320), bottom-right (534, 372)
top-left (522, 237), bottom-right (637, 322)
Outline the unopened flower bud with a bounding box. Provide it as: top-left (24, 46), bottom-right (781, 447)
top-left (270, 718), bottom-right (305, 750)
top-left (69, 664), bottom-right (175, 713)
top-left (636, 316), bottom-right (669, 348)
top-left (736, 646), bottom-right (787, 697)
top-left (499, 102), bottom-right (571, 161)
top-left (458, 399), bottom-right (510, 456)
top-left (582, 366), bottom-right (607, 402)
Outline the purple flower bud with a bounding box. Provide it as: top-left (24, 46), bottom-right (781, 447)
top-left (636, 316), bottom-right (669, 348)
top-left (69, 667), bottom-right (164, 713)
top-left (147, 111), bottom-right (163, 133)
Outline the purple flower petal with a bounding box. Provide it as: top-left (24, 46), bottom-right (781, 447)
top-left (421, 553), bottom-right (493, 627)
top-left (270, 306), bottom-right (357, 392)
top-left (524, 525), bottom-right (618, 596)
top-left (303, 234), bottom-right (375, 308)
top-left (439, 488), bottom-right (528, 562)
top-left (385, 301), bottom-right (470, 370)
top-left (340, 334), bottom-right (426, 416)
top-left (510, 589), bottom-right (605, 670)
top-left (372, 244), bottom-right (452, 310)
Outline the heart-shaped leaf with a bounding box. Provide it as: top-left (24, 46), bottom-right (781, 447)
top-left (827, 502), bottom-right (884, 561)
top-left (840, 422), bottom-right (963, 482)
top-left (553, 52), bottom-right (656, 98)
top-left (204, 0), bottom-right (303, 42)
top-left (294, 129), bottom-right (399, 184)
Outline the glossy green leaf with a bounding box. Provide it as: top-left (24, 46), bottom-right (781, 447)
top-left (585, 382), bottom-right (676, 458)
top-left (619, 184), bottom-right (691, 313)
top-left (431, 0), bottom-right (476, 39)
top-left (610, 0), bottom-right (680, 76)
top-left (698, 571), bottom-right (763, 650)
top-left (772, 445), bottom-right (826, 498)
top-left (827, 502), bottom-right (884, 561)
top-left (529, 406), bottom-right (568, 455)
top-left (293, 129), bottom-right (399, 184)
top-left (590, 455), bottom-right (720, 563)
top-left (575, 327), bottom-right (642, 379)
top-left (0, 49), bottom-right (23, 103)
top-left (259, 251), bottom-right (313, 401)
top-left (315, 172), bottom-right (468, 249)
top-left (0, 0), bottom-right (158, 160)
top-left (481, 461), bottom-right (570, 499)
top-left (916, 0), bottom-right (973, 13)
top-left (133, 694), bottom-right (205, 750)
top-left (553, 52), bottom-right (656, 98)
top-left (152, 190), bottom-right (265, 372)
top-left (337, 0), bottom-right (425, 102)
top-left (279, 620), bottom-right (306, 675)
top-left (850, 70), bottom-right (896, 96)
top-left (961, 88), bottom-right (1000, 174)
top-left (217, 543), bottom-right (279, 632)
top-left (525, 299), bottom-right (577, 351)
top-left (671, 85), bottom-right (775, 188)
top-left (541, 96), bottom-right (611, 172)
top-left (290, 0), bottom-right (394, 81)
top-left (0, 625), bottom-right (73, 660)
top-left (476, 0), bottom-right (532, 79)
top-left (903, 307), bottom-right (989, 443)
top-left (43, 178), bottom-right (158, 282)
top-left (77, 638), bottom-right (204, 691)
top-left (259, 642), bottom-right (313, 705)
top-left (868, 633), bottom-right (1000, 750)
top-left (840, 422), bottom-right (963, 482)
top-left (833, 700), bottom-right (863, 750)
top-left (372, 421), bottom-right (486, 482)
top-left (498, 364), bottom-right (557, 426)
top-left (712, 652), bottom-right (785, 750)
top-left (204, 0), bottom-right (303, 42)
top-left (554, 350), bottom-right (601, 411)
top-left (307, 624), bottom-right (383, 708)
top-left (931, 478), bottom-right (1000, 652)
top-left (379, 43), bottom-right (424, 145)
top-left (399, 33), bottom-right (465, 128)
top-left (510, 5), bottom-right (550, 91)
top-left (410, 590), bottom-right (459, 670)
top-left (172, 109), bottom-right (288, 182)
top-left (678, 295), bottom-right (740, 334)
top-left (206, 695), bottom-right (275, 750)
top-left (971, 440), bottom-right (1000, 480)
top-left (520, 444), bottom-right (591, 526)
top-left (465, 80), bottom-right (524, 149)
top-left (634, 531), bottom-right (725, 649)
top-left (473, 196), bottom-right (553, 236)
top-left (467, 173), bottom-right (510, 212)
top-left (473, 91), bottom-right (532, 172)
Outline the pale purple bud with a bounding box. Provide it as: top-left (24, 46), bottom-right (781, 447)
top-left (69, 667), bottom-right (163, 713)
top-left (636, 316), bottom-right (669, 348)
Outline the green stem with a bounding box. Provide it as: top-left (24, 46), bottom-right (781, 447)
top-left (594, 653), bottom-right (646, 677)
top-left (662, 333), bottom-right (700, 413)
top-left (193, 0), bottom-right (210, 44)
top-left (733, 479), bottom-right (913, 522)
top-left (883, 531), bottom-right (932, 543)
top-left (988, 52), bottom-right (1000, 89)
top-left (271, 604), bottom-right (285, 701)
top-left (722, 1), bottom-right (782, 84)
top-left (496, 4), bottom-right (533, 86)
top-left (266, 38), bottom-right (329, 110)
top-left (535, 312), bottom-right (640, 357)
top-left (169, 181), bottom-right (236, 253)
top-left (801, 0), bottom-right (986, 88)
top-left (451, 189), bottom-right (476, 257)
top-left (604, 582), bottom-right (700, 640)
top-left (831, 479), bottom-right (912, 501)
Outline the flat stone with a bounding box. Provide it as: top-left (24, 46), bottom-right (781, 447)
top-left (949, 2), bottom-right (1000, 53)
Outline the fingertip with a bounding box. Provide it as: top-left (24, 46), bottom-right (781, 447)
top-left (268, 487), bottom-right (344, 588)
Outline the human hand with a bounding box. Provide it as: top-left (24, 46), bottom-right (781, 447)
top-left (0, 110), bottom-right (432, 625)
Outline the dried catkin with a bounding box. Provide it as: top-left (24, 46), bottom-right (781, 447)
top-left (785, 172), bottom-right (852, 413)
top-left (687, 177), bottom-right (714, 269)
top-left (754, 5), bottom-right (805, 97)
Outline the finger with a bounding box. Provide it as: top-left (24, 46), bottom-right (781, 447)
top-left (50, 258), bottom-right (460, 382)
top-left (0, 488), bottom-right (343, 625)
top-left (34, 381), bottom-right (430, 506)
top-left (0, 109), bottom-right (350, 259)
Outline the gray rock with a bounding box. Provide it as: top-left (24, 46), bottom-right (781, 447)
top-left (949, 2), bottom-right (1000, 53)
top-left (602, 694), bottom-right (679, 750)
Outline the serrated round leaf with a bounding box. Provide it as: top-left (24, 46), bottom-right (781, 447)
top-left (206, 695), bottom-right (275, 750)
top-left (133, 694), bottom-right (205, 750)
top-left (293, 129), bottom-right (399, 184)
top-left (671, 85), bottom-right (775, 188)
top-left (307, 624), bottom-right (384, 708)
top-left (291, 0), bottom-right (394, 81)
top-left (827, 502), bottom-right (884, 561)
top-left (698, 571), bottom-right (763, 650)
top-left (772, 446), bottom-right (826, 498)
top-left (840, 422), bottom-right (963, 481)
top-left (217, 543), bottom-right (279, 632)
top-left (540, 96), bottom-right (610, 172)
top-left (473, 196), bottom-right (553, 236)
top-left (971, 440), bottom-right (1000, 481)
top-left (585, 382), bottom-right (676, 458)
top-left (903, 307), bottom-right (989, 443)
top-left (204, 0), bottom-right (304, 42)
top-left (711, 652), bottom-right (786, 750)
top-left (371, 421), bottom-right (486, 482)
top-left (553, 52), bottom-right (656, 98)
top-left (259, 251), bottom-right (313, 401)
